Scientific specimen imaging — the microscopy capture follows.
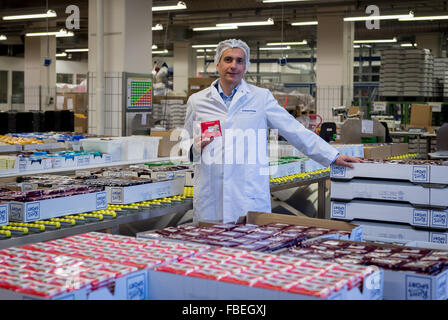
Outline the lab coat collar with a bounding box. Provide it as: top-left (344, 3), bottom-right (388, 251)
top-left (209, 78), bottom-right (250, 111)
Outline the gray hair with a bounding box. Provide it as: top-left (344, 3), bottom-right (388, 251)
top-left (214, 39), bottom-right (250, 73)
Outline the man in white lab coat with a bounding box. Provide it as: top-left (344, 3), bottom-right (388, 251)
top-left (183, 39), bottom-right (360, 224)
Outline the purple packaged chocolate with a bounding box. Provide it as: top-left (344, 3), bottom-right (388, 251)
top-left (219, 231), bottom-right (246, 238)
top-left (213, 224), bottom-right (238, 231)
top-left (368, 258), bottom-right (406, 270)
top-left (244, 232), bottom-right (271, 240)
top-left (232, 225), bottom-right (259, 233)
top-left (400, 260), bottom-right (443, 274)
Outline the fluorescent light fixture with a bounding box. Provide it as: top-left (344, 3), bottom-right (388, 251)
top-left (344, 12), bottom-right (413, 21)
top-left (196, 49), bottom-right (216, 52)
top-left (152, 1), bottom-right (186, 12)
top-left (400, 43), bottom-right (417, 47)
top-left (399, 15), bottom-right (448, 21)
top-left (216, 18), bottom-right (274, 27)
top-left (153, 50), bottom-right (168, 54)
top-left (291, 21), bottom-right (318, 26)
top-left (192, 44), bottom-right (218, 48)
top-left (3, 9), bottom-right (57, 21)
top-left (152, 24), bottom-right (163, 31)
top-left (26, 29), bottom-right (74, 37)
top-left (263, 0), bottom-right (310, 2)
top-left (0, 35), bottom-right (7, 40)
top-left (267, 41), bottom-right (307, 46)
top-left (353, 44), bottom-right (372, 48)
top-left (260, 46), bottom-right (291, 50)
top-left (152, 45), bottom-right (158, 49)
top-left (354, 38), bottom-right (397, 44)
top-left (65, 48), bottom-right (89, 52)
top-left (193, 26), bottom-right (238, 31)
top-left (56, 52), bottom-right (67, 57)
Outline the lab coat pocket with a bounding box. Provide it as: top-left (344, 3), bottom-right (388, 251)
top-left (243, 164), bottom-right (271, 213)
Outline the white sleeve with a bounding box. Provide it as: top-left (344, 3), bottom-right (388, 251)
top-left (183, 95), bottom-right (201, 162)
top-left (264, 90), bottom-right (339, 167)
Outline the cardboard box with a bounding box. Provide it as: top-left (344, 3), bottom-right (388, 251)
top-left (331, 200), bottom-right (448, 230)
top-left (56, 93), bottom-right (88, 115)
top-left (354, 219), bottom-right (448, 245)
top-left (146, 268), bottom-right (383, 300)
top-left (390, 143), bottom-right (409, 156)
top-left (406, 104), bottom-right (433, 132)
top-left (331, 179), bottom-right (430, 206)
top-left (106, 178), bottom-right (184, 204)
top-left (363, 145), bottom-right (392, 160)
top-left (149, 130), bottom-right (182, 157)
top-left (187, 78), bottom-right (217, 97)
top-left (430, 165), bottom-right (448, 185)
top-left (8, 191), bottom-right (107, 222)
top-left (74, 114), bottom-right (88, 133)
top-left (270, 161), bottom-right (302, 179)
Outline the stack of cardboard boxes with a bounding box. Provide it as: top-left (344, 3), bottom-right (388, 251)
top-left (56, 93), bottom-right (88, 133)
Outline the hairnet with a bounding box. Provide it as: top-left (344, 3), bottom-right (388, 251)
top-left (214, 39), bottom-right (250, 73)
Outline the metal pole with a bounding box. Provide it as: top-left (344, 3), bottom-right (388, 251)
top-left (96, 0), bottom-right (105, 136)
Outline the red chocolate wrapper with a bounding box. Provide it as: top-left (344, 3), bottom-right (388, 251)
top-left (201, 120), bottom-right (222, 138)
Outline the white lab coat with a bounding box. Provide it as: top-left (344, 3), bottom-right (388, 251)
top-left (184, 79), bottom-right (339, 223)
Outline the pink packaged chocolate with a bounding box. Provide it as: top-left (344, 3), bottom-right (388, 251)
top-left (212, 247), bottom-right (248, 257)
top-left (219, 272), bottom-right (264, 286)
top-left (272, 256), bottom-right (307, 267)
top-left (254, 277), bottom-right (299, 291)
top-left (189, 267), bottom-right (232, 280)
top-left (155, 262), bottom-right (200, 275)
top-left (288, 282), bottom-right (332, 298)
top-left (244, 251), bottom-right (276, 263)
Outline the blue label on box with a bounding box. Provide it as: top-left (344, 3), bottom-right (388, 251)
top-left (331, 203), bottom-right (346, 218)
top-left (436, 273), bottom-right (447, 300)
top-left (406, 275), bottom-right (432, 300)
top-left (96, 192), bottom-right (107, 209)
top-left (431, 211), bottom-right (448, 228)
top-left (330, 165), bottom-right (346, 178)
top-left (111, 188), bottom-right (122, 203)
top-left (0, 205), bottom-right (7, 225)
top-left (19, 160), bottom-right (26, 171)
top-left (83, 156), bottom-right (90, 165)
top-left (430, 232), bottom-right (448, 244)
top-left (126, 272), bottom-right (146, 300)
top-left (25, 202), bottom-right (40, 222)
top-left (10, 204), bottom-right (22, 220)
top-left (53, 158), bottom-right (62, 168)
top-left (413, 209), bottom-right (429, 226)
top-left (104, 154), bottom-right (112, 163)
top-left (412, 165), bottom-right (429, 182)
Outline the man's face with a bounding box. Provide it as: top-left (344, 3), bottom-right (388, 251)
top-left (216, 48), bottom-right (246, 87)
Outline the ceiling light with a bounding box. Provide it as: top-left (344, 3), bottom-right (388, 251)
top-left (152, 24), bottom-right (163, 31)
top-left (0, 35), bottom-right (7, 41)
top-left (260, 46), bottom-right (291, 50)
top-left (267, 41), bottom-right (307, 46)
top-left (3, 9), bottom-right (57, 21)
top-left (399, 15), bottom-right (448, 21)
top-left (153, 50), bottom-right (168, 54)
top-left (216, 18), bottom-right (274, 27)
top-left (353, 45), bottom-right (371, 48)
top-left (152, 1), bottom-right (186, 12)
top-left (196, 49), bottom-right (216, 52)
top-left (192, 44), bottom-right (218, 48)
top-left (400, 43), bottom-right (417, 47)
top-left (291, 21), bottom-right (318, 26)
top-left (65, 48), bottom-right (89, 52)
top-left (152, 45), bottom-right (158, 49)
top-left (26, 29), bottom-right (74, 37)
top-left (354, 38), bottom-right (397, 44)
top-left (193, 26), bottom-right (238, 31)
top-left (344, 12), bottom-right (413, 21)
top-left (56, 52), bottom-right (67, 57)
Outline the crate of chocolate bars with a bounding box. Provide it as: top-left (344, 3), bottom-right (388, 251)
top-left (137, 211), bottom-right (363, 253)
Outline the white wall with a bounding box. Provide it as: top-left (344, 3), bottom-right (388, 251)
top-left (56, 60), bottom-right (88, 76)
top-left (0, 57), bottom-right (25, 111)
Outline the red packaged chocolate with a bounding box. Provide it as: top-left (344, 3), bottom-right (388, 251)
top-left (253, 277), bottom-right (299, 291)
top-left (272, 256), bottom-right (307, 267)
top-left (309, 276), bottom-right (348, 291)
top-left (257, 262), bottom-right (294, 273)
top-left (189, 267), bottom-right (232, 280)
top-left (219, 272), bottom-right (264, 286)
top-left (201, 120), bottom-right (222, 138)
top-left (212, 263), bottom-right (248, 274)
top-left (212, 247), bottom-right (248, 258)
top-left (288, 282), bottom-right (332, 298)
top-left (155, 262), bottom-right (200, 275)
top-left (244, 251), bottom-right (276, 263)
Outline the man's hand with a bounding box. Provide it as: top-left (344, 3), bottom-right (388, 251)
top-left (333, 155), bottom-right (363, 168)
top-left (193, 134), bottom-right (214, 154)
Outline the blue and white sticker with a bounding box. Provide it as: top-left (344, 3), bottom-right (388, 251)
top-left (330, 165), bottom-right (346, 178)
top-left (331, 202), bottom-right (346, 219)
top-left (9, 203), bottom-right (23, 221)
top-left (436, 273), bottom-right (447, 300)
top-left (431, 210), bottom-right (448, 229)
top-left (0, 205), bottom-right (8, 225)
top-left (53, 158), bottom-right (62, 168)
top-left (412, 165), bottom-right (429, 183)
top-left (413, 209), bottom-right (429, 226)
top-left (96, 192), bottom-right (107, 209)
top-left (110, 188), bottom-right (123, 203)
top-left (406, 275), bottom-right (432, 300)
top-left (430, 232), bottom-right (448, 244)
top-left (126, 272), bottom-right (146, 300)
top-left (25, 202), bottom-right (40, 222)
